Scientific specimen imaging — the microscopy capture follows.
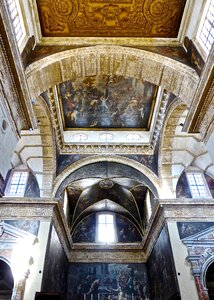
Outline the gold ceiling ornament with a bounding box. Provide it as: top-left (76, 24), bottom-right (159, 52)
top-left (36, 0), bottom-right (186, 37)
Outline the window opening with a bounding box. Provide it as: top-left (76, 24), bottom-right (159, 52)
top-left (8, 171), bottom-right (28, 196)
top-left (196, 0), bottom-right (214, 56)
top-left (186, 173), bottom-right (210, 198)
top-left (97, 213), bottom-right (116, 243)
top-left (6, 0), bottom-right (26, 47)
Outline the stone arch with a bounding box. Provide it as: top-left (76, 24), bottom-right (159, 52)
top-left (160, 99), bottom-right (214, 196)
top-left (26, 45), bottom-right (199, 107)
top-left (202, 255), bottom-right (214, 291)
top-left (52, 154), bottom-right (163, 198)
top-left (0, 257), bottom-right (14, 298)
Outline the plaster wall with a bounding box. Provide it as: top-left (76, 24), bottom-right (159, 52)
top-left (23, 221), bottom-right (51, 300)
top-left (206, 130), bottom-right (214, 165)
top-left (167, 221), bottom-right (199, 300)
top-left (0, 100), bottom-right (17, 179)
top-left (185, 0), bottom-right (205, 39)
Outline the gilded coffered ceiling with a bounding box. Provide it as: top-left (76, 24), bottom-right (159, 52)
top-left (36, 0), bottom-right (186, 38)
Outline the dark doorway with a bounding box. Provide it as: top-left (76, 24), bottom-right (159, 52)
top-left (0, 259), bottom-right (14, 300)
top-left (206, 262), bottom-right (214, 300)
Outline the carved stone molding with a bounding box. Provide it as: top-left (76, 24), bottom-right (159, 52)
top-left (26, 46), bottom-right (199, 105)
top-left (70, 250), bottom-right (146, 263)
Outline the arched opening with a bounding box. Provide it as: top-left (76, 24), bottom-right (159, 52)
top-left (0, 259), bottom-right (14, 300)
top-left (206, 262), bottom-right (214, 299)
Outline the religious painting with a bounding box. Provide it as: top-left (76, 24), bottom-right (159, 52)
top-left (58, 76), bottom-right (157, 130)
top-left (116, 215), bottom-right (142, 243)
top-left (147, 225), bottom-right (180, 299)
top-left (67, 263), bottom-right (150, 300)
top-left (72, 214), bottom-right (96, 243)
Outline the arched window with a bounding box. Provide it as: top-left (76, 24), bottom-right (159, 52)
top-left (5, 166), bottom-right (29, 197)
top-left (0, 259), bottom-right (14, 299)
top-left (96, 213), bottom-right (117, 243)
top-left (186, 172), bottom-right (211, 198)
top-left (206, 261), bottom-right (214, 299)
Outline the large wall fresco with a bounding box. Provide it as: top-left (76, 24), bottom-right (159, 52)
top-left (72, 213), bottom-right (142, 243)
top-left (67, 263), bottom-right (150, 300)
top-left (147, 225), bottom-right (180, 300)
top-left (42, 224), bottom-right (69, 298)
top-left (59, 76), bottom-right (157, 130)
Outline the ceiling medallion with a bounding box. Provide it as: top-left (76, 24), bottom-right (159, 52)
top-left (99, 179), bottom-right (114, 189)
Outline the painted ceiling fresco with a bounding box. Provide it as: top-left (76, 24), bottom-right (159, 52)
top-left (59, 76), bottom-right (157, 130)
top-left (36, 0), bottom-right (186, 38)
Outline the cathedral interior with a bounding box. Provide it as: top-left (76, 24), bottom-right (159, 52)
top-left (0, 0), bottom-right (214, 299)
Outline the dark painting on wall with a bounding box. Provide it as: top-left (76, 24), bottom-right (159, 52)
top-left (59, 76), bottom-right (157, 130)
top-left (116, 215), bottom-right (142, 243)
top-left (205, 173), bottom-right (214, 198)
top-left (42, 224), bottom-right (68, 298)
top-left (177, 222), bottom-right (214, 239)
top-left (176, 172), bottom-right (192, 198)
top-left (184, 36), bottom-right (205, 75)
top-left (25, 171), bottom-right (40, 198)
top-left (72, 213), bottom-right (142, 243)
top-left (72, 214), bottom-right (96, 243)
top-left (147, 225), bottom-right (180, 300)
top-left (57, 154), bottom-right (91, 175)
top-left (67, 263), bottom-right (150, 300)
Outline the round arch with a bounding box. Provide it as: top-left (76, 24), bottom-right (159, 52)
top-left (0, 257), bottom-right (14, 298)
top-left (52, 154), bottom-right (163, 198)
top-left (26, 45), bottom-right (199, 107)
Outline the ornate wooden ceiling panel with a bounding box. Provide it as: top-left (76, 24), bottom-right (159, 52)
top-left (36, 0), bottom-right (186, 37)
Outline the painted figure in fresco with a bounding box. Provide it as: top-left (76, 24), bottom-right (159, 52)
top-left (100, 95), bottom-right (110, 112)
top-left (61, 77), bottom-right (156, 129)
top-left (87, 279), bottom-right (100, 296)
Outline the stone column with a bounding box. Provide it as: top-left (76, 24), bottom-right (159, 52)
top-left (194, 275), bottom-right (209, 300)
